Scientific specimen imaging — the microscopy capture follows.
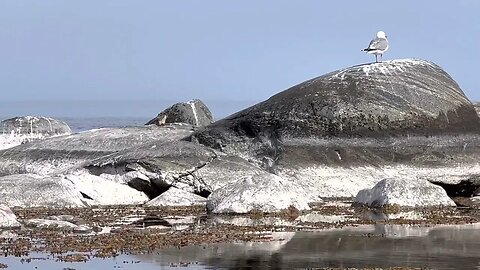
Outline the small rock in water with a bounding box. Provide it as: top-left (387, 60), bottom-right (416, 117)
top-left (354, 178), bottom-right (456, 208)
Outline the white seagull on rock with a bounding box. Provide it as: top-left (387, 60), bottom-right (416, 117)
top-left (363, 31), bottom-right (389, 63)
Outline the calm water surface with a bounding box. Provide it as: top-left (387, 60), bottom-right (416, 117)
top-left (3, 223), bottom-right (480, 270)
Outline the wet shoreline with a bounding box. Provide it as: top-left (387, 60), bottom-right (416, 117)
top-left (2, 200), bottom-right (480, 269)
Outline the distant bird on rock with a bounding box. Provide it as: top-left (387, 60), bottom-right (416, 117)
top-left (363, 31), bottom-right (389, 63)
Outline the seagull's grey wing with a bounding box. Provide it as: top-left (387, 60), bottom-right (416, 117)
top-left (366, 38), bottom-right (388, 51)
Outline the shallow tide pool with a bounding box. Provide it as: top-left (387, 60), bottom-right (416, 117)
top-left (3, 223), bottom-right (480, 269)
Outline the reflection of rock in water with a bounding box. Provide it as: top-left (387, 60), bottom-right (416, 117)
top-left (134, 232), bottom-right (294, 268)
top-left (136, 224), bottom-right (480, 269)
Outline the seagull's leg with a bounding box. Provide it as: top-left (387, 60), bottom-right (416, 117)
top-left (375, 55), bottom-right (378, 63)
top-left (380, 54), bottom-right (383, 62)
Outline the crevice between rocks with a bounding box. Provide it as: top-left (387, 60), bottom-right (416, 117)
top-left (431, 179), bottom-right (480, 198)
top-left (84, 153), bottom-right (219, 200)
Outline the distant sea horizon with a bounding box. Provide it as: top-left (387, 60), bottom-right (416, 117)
top-left (0, 99), bottom-right (258, 133)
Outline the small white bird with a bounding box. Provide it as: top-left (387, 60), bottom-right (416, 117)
top-left (363, 31), bottom-right (389, 63)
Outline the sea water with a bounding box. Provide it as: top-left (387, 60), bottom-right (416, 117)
top-left (3, 223), bottom-right (480, 269)
top-left (0, 99), bottom-right (258, 133)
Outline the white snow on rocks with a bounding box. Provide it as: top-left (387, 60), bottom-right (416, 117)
top-left (0, 205), bottom-right (21, 228)
top-left (207, 173), bottom-right (317, 214)
top-left (354, 178), bottom-right (456, 207)
top-left (145, 187), bottom-right (206, 207)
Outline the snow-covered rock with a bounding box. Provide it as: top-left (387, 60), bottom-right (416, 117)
top-left (0, 174), bottom-right (87, 208)
top-left (145, 187), bottom-right (206, 207)
top-left (354, 178), bottom-right (456, 207)
top-left (0, 205), bottom-right (21, 228)
top-left (207, 173), bottom-right (316, 213)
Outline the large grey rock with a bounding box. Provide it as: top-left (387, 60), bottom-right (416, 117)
top-left (146, 99), bottom-right (214, 127)
top-left (145, 187), bottom-right (206, 207)
top-left (0, 174), bottom-right (87, 208)
top-left (207, 173), bottom-right (316, 213)
top-left (1, 116), bottom-right (71, 136)
top-left (354, 178), bottom-right (456, 207)
top-left (0, 116), bottom-right (72, 150)
top-left (0, 205), bottom-right (21, 228)
top-left (188, 59), bottom-right (480, 198)
top-left (84, 140), bottom-right (218, 198)
top-left (0, 124), bottom-right (194, 176)
top-left (193, 59), bottom-right (478, 148)
top-left (84, 140), bottom-right (287, 201)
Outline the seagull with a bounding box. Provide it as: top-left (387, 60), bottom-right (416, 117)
top-left (363, 31), bottom-right (389, 63)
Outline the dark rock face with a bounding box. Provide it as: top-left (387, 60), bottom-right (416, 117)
top-left (1, 116), bottom-right (71, 136)
top-left (192, 59), bottom-right (479, 151)
top-left (146, 99), bottom-right (214, 127)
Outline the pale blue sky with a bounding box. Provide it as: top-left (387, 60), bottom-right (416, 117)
top-left (0, 1), bottom-right (479, 118)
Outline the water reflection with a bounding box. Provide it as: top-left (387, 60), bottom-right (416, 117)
top-left (4, 224), bottom-right (480, 269)
top-left (137, 223), bottom-right (480, 269)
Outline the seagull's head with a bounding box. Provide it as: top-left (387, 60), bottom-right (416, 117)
top-left (376, 31), bottom-right (387, 39)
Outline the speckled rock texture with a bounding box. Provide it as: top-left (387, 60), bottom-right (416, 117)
top-left (474, 103), bottom-right (480, 117)
top-left (0, 116), bottom-right (72, 150)
top-left (192, 59), bottom-right (479, 149)
top-left (186, 59), bottom-right (480, 199)
top-left (145, 187), bottom-right (206, 207)
top-left (1, 116), bottom-right (71, 136)
top-left (0, 124), bottom-right (195, 176)
top-left (354, 178), bottom-right (456, 207)
top-left (0, 205), bottom-right (21, 228)
top-left (207, 173), bottom-right (316, 213)
top-left (0, 174), bottom-right (87, 208)
top-left (146, 99), bottom-right (214, 127)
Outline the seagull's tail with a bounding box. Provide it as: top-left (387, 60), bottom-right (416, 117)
top-left (361, 48), bottom-right (368, 52)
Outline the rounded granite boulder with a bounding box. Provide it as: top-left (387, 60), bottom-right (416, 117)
top-left (1, 116), bottom-right (71, 136)
top-left (192, 59), bottom-right (480, 148)
top-left (146, 99), bottom-right (214, 127)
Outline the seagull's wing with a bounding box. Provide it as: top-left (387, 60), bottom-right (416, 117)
top-left (365, 38), bottom-right (388, 51)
